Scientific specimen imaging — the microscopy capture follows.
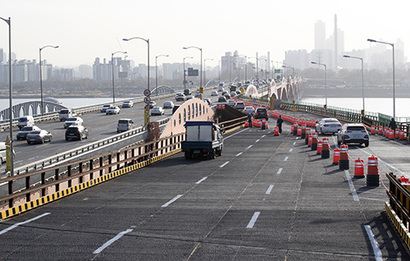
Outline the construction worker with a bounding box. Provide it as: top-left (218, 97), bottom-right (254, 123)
top-left (277, 115), bottom-right (284, 133)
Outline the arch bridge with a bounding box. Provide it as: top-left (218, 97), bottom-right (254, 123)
top-left (151, 85), bottom-right (176, 96)
top-left (0, 101), bottom-right (67, 120)
top-left (245, 77), bottom-right (303, 101)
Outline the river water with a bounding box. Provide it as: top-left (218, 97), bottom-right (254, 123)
top-left (0, 96), bottom-right (408, 120)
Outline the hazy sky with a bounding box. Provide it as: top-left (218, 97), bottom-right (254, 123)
top-left (0, 0), bottom-right (408, 68)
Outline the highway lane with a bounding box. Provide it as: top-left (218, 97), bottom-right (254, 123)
top-left (0, 92), bottom-right (218, 173)
top-left (0, 126), bottom-right (407, 259)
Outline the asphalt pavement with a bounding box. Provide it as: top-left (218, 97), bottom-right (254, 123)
top-left (0, 117), bottom-right (407, 260)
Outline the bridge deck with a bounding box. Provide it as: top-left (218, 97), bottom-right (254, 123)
top-left (0, 112), bottom-right (407, 260)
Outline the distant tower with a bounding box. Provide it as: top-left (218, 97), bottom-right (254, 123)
top-left (314, 20), bottom-right (326, 50)
top-left (334, 14), bottom-right (338, 70)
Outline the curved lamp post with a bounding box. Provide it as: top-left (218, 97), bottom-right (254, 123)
top-left (343, 55), bottom-right (365, 116)
top-left (1, 16), bottom-right (13, 177)
top-left (155, 54), bottom-right (169, 96)
top-left (111, 51), bottom-right (127, 104)
top-left (311, 61), bottom-right (327, 108)
top-left (39, 45), bottom-right (59, 115)
top-left (204, 58), bottom-right (213, 87)
top-left (123, 36), bottom-right (150, 91)
top-left (367, 38), bottom-right (395, 119)
top-left (183, 46), bottom-right (202, 89)
top-left (282, 65), bottom-right (295, 78)
top-left (123, 36), bottom-right (150, 125)
top-left (183, 56), bottom-right (193, 89)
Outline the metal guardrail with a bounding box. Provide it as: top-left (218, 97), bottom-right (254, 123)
top-left (385, 173), bottom-right (410, 250)
top-left (12, 117), bottom-right (170, 175)
top-left (0, 115), bottom-right (241, 219)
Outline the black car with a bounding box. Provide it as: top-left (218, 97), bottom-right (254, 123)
top-left (218, 96), bottom-right (227, 103)
top-left (254, 108), bottom-right (268, 121)
top-left (65, 125), bottom-right (89, 141)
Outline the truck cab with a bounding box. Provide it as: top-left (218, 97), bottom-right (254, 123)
top-left (182, 121), bottom-right (223, 159)
top-left (59, 108), bottom-right (77, 121)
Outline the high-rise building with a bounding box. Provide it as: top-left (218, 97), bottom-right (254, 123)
top-left (314, 20), bottom-right (326, 50)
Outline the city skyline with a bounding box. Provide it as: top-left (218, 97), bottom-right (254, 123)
top-left (1, 0), bottom-right (409, 69)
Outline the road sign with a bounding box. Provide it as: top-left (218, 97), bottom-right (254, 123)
top-left (143, 89), bottom-right (151, 97)
top-left (144, 96), bottom-right (151, 104)
top-left (199, 87), bottom-right (204, 94)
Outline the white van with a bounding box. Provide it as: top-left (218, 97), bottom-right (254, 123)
top-left (59, 108), bottom-right (77, 121)
top-left (117, 118), bottom-right (134, 133)
top-left (0, 142), bottom-right (6, 164)
top-left (17, 116), bottom-right (34, 130)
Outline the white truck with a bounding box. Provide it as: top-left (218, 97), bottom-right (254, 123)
top-left (59, 108), bottom-right (77, 121)
top-left (181, 121), bottom-right (223, 159)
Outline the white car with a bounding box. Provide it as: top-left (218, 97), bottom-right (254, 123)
top-left (122, 100), bottom-right (133, 108)
top-left (315, 118), bottom-right (342, 134)
top-left (337, 123), bottom-right (369, 147)
top-left (243, 106), bottom-right (255, 115)
top-left (64, 117), bottom-right (83, 128)
top-left (100, 104), bottom-right (112, 113)
top-left (227, 99), bottom-right (236, 106)
top-left (151, 107), bottom-right (165, 116)
top-left (106, 106), bottom-right (121, 115)
top-left (211, 90), bottom-right (218, 96)
top-left (163, 101), bottom-right (174, 109)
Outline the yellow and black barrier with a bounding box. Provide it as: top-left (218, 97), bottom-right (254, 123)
top-left (1, 149), bottom-right (182, 220)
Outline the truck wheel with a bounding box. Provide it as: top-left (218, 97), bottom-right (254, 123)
top-left (208, 149), bottom-right (215, 159)
top-left (185, 152), bottom-right (192, 159)
top-left (216, 148), bottom-right (222, 156)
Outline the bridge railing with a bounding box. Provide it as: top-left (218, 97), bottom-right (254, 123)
top-left (385, 173), bottom-right (410, 250)
top-left (0, 114), bottom-right (240, 219)
top-left (12, 117), bottom-right (170, 176)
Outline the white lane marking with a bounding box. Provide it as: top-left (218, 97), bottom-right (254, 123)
top-left (220, 161), bottom-right (230, 168)
top-left (344, 170), bottom-right (359, 202)
top-left (246, 211), bottom-right (261, 228)
top-left (246, 145), bottom-right (253, 150)
top-left (295, 137), bottom-right (299, 140)
top-left (293, 142), bottom-right (296, 145)
top-left (277, 168), bottom-right (283, 175)
top-left (161, 194), bottom-right (183, 208)
top-left (195, 177), bottom-right (207, 184)
top-left (93, 228), bottom-right (133, 254)
top-left (284, 156), bottom-right (289, 161)
top-left (255, 139), bottom-right (260, 143)
top-left (364, 225), bottom-right (383, 261)
top-left (289, 148), bottom-right (293, 152)
top-left (0, 212), bottom-right (50, 235)
top-left (261, 135), bottom-right (266, 138)
top-left (265, 185), bottom-right (274, 195)
top-left (224, 129), bottom-right (248, 139)
top-left (236, 152), bottom-right (243, 157)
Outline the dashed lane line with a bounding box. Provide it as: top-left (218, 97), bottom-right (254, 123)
top-left (277, 168), bottom-right (283, 175)
top-left (93, 228), bottom-right (133, 254)
top-left (195, 177), bottom-right (207, 185)
top-left (246, 211), bottom-right (260, 228)
top-left (161, 194), bottom-right (183, 208)
top-left (344, 170), bottom-right (359, 202)
top-left (219, 161), bottom-right (229, 168)
top-left (284, 156), bottom-right (289, 161)
top-left (0, 212), bottom-right (50, 235)
top-left (265, 185), bottom-right (274, 195)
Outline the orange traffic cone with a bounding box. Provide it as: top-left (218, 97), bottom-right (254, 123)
top-left (333, 147), bottom-right (340, 165)
top-left (367, 155), bottom-right (379, 186)
top-left (354, 158), bottom-right (364, 178)
top-left (274, 126), bottom-right (280, 136)
top-left (316, 140), bottom-right (323, 155)
top-left (321, 138), bottom-right (330, 158)
top-left (370, 125), bottom-right (376, 135)
top-left (339, 144), bottom-right (349, 170)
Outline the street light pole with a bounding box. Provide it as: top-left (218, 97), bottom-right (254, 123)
top-left (183, 56), bottom-right (193, 90)
top-left (39, 45), bottom-right (59, 115)
top-left (111, 51), bottom-right (127, 105)
top-left (1, 16), bottom-right (13, 176)
top-left (367, 38), bottom-right (395, 119)
top-left (123, 36), bottom-right (150, 125)
top-left (183, 46), bottom-right (202, 88)
top-left (204, 58), bottom-right (213, 87)
top-left (282, 65), bottom-right (295, 78)
top-left (155, 54), bottom-right (169, 96)
top-left (343, 55), bottom-right (365, 114)
top-left (311, 61), bottom-right (327, 108)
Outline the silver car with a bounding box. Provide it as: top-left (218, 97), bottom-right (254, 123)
top-left (315, 118), bottom-right (342, 134)
top-left (26, 130), bottom-right (52, 145)
top-left (337, 123), bottom-right (369, 147)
